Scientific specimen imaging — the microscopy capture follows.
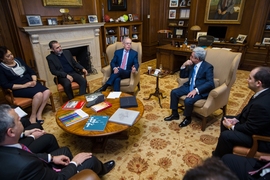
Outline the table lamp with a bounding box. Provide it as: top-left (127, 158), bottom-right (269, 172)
top-left (190, 25), bottom-right (201, 41)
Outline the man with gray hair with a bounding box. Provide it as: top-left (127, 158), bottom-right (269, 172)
top-left (164, 47), bottom-right (215, 128)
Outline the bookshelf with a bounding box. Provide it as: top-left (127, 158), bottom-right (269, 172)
top-left (103, 21), bottom-right (142, 46)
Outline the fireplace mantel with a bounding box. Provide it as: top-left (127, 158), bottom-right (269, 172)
top-left (21, 23), bottom-right (105, 89)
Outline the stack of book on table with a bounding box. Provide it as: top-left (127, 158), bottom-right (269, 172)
top-left (83, 115), bottom-right (109, 131)
top-left (59, 109), bottom-right (89, 126)
top-left (109, 108), bottom-right (140, 126)
top-left (62, 100), bottom-right (85, 110)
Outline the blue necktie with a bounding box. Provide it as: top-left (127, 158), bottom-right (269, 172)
top-left (190, 65), bottom-right (197, 91)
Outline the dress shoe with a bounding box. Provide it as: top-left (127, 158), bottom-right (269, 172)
top-left (94, 85), bottom-right (107, 93)
top-left (164, 114), bottom-right (179, 121)
top-left (102, 160), bottom-right (115, 175)
top-left (36, 119), bottom-right (44, 125)
top-left (179, 118), bottom-right (191, 127)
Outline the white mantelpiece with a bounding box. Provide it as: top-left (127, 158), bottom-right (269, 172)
top-left (21, 23), bottom-right (105, 89)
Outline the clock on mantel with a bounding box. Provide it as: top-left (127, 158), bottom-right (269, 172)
top-left (60, 8), bottom-right (77, 25)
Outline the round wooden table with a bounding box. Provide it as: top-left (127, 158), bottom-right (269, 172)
top-left (55, 92), bottom-right (144, 152)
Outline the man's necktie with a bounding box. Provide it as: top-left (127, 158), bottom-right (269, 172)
top-left (222, 0), bottom-right (227, 9)
top-left (249, 161), bottom-right (270, 176)
top-left (120, 51), bottom-right (128, 69)
top-left (189, 65), bottom-right (197, 91)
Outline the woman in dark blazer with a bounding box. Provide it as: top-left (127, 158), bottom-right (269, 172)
top-left (0, 46), bottom-right (51, 124)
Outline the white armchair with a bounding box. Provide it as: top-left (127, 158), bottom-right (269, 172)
top-left (177, 49), bottom-right (242, 131)
top-left (101, 42), bottom-right (142, 94)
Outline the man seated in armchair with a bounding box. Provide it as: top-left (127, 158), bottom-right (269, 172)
top-left (164, 47), bottom-right (215, 128)
top-left (95, 37), bottom-right (139, 92)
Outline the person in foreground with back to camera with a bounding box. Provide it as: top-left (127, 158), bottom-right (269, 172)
top-left (222, 153), bottom-right (270, 180)
top-left (183, 157), bottom-right (239, 180)
top-left (0, 46), bottom-right (51, 124)
top-left (95, 37), bottom-right (139, 92)
top-left (212, 66), bottom-right (270, 158)
top-left (164, 47), bottom-right (214, 128)
top-left (0, 104), bottom-right (115, 179)
top-left (46, 40), bottom-right (88, 100)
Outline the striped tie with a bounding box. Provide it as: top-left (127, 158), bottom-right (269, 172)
top-left (120, 50), bottom-right (128, 69)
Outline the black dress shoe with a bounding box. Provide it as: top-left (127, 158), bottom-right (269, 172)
top-left (179, 118), bottom-right (191, 127)
top-left (102, 160), bottom-right (115, 175)
top-left (164, 114), bottom-right (179, 121)
top-left (36, 119), bottom-right (44, 125)
top-left (94, 85), bottom-right (107, 93)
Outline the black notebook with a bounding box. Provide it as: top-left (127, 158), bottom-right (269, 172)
top-left (120, 96), bottom-right (138, 108)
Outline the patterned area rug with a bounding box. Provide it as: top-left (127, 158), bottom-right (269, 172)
top-left (41, 59), bottom-right (253, 179)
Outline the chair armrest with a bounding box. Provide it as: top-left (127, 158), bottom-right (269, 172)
top-left (177, 78), bottom-right (188, 87)
top-left (101, 65), bottom-right (112, 77)
top-left (247, 135), bottom-right (270, 157)
top-left (68, 169), bottom-right (100, 180)
top-left (208, 83), bottom-right (227, 98)
top-left (37, 79), bottom-right (46, 86)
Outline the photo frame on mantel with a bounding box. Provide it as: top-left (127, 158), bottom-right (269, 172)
top-left (204, 0), bottom-right (246, 24)
top-left (108, 0), bottom-right (127, 11)
top-left (43, 0), bottom-right (82, 6)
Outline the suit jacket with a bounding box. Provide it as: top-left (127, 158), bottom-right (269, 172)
top-left (217, 0), bottom-right (235, 14)
top-left (0, 146), bottom-right (77, 180)
top-left (235, 89), bottom-right (270, 136)
top-left (46, 50), bottom-right (84, 78)
top-left (110, 48), bottom-right (139, 72)
top-left (180, 61), bottom-right (214, 98)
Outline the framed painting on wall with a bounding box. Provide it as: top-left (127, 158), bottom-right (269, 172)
top-left (204, 0), bottom-right (246, 24)
top-left (108, 0), bottom-right (127, 11)
top-left (43, 0), bottom-right (82, 6)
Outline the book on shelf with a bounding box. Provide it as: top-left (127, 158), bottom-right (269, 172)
top-left (91, 101), bottom-right (112, 112)
top-left (120, 96), bottom-right (138, 108)
top-left (83, 115), bottom-right (109, 131)
top-left (85, 92), bottom-right (105, 107)
top-left (58, 109), bottom-right (89, 126)
top-left (109, 108), bottom-right (140, 126)
top-left (62, 100), bottom-right (85, 110)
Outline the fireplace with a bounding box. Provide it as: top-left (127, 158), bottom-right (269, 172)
top-left (20, 23), bottom-right (104, 90)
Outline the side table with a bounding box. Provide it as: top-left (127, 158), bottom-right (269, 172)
top-left (143, 70), bottom-right (168, 108)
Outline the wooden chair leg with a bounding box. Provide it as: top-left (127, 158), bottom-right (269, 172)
top-left (59, 92), bottom-right (63, 105)
top-left (201, 117), bottom-right (207, 131)
top-left (137, 82), bottom-right (140, 91)
top-left (222, 105), bottom-right (227, 116)
top-left (49, 93), bottom-right (56, 112)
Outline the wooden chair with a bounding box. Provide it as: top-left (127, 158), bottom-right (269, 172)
top-left (101, 42), bottom-right (142, 94)
top-left (1, 79), bottom-right (56, 112)
top-left (233, 135), bottom-right (270, 159)
top-left (177, 49), bottom-right (241, 131)
top-left (54, 74), bottom-right (90, 104)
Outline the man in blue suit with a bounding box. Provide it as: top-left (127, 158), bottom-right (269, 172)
top-left (96, 37), bottom-right (139, 92)
top-left (164, 47), bottom-right (215, 128)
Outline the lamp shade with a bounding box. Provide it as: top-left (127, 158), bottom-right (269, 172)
top-left (190, 25), bottom-right (201, 31)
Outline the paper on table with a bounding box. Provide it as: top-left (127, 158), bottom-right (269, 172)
top-left (14, 107), bottom-right (28, 118)
top-left (107, 92), bottom-right (121, 99)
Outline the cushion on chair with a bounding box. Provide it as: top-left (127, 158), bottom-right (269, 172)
top-left (5, 95), bottom-right (32, 108)
top-left (120, 78), bottom-right (131, 86)
top-left (57, 82), bottom-right (80, 92)
top-left (233, 146), bottom-right (270, 159)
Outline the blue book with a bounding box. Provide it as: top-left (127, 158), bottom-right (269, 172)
top-left (83, 115), bottom-right (109, 131)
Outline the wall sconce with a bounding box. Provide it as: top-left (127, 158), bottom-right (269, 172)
top-left (190, 25), bottom-right (201, 41)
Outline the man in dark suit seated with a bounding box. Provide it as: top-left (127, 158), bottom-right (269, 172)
top-left (164, 47), bottom-right (215, 128)
top-left (46, 40), bottom-right (88, 100)
top-left (96, 37), bottom-right (139, 92)
top-left (0, 104), bottom-right (115, 179)
top-left (222, 154), bottom-right (270, 180)
top-left (212, 67), bottom-right (270, 158)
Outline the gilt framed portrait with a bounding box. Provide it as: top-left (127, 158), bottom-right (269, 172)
top-left (43, 0), bottom-right (82, 6)
top-left (204, 0), bottom-right (246, 24)
top-left (108, 0), bottom-right (127, 11)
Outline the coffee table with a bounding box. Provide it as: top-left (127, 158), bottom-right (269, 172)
top-left (55, 92), bottom-right (144, 153)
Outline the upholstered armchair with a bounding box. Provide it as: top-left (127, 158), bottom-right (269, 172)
top-left (177, 49), bottom-right (241, 131)
top-left (233, 135), bottom-right (270, 159)
top-left (101, 42), bottom-right (142, 94)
